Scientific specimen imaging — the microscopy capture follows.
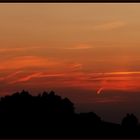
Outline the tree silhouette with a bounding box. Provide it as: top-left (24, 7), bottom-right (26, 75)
top-left (121, 113), bottom-right (139, 128)
top-left (0, 90), bottom-right (139, 138)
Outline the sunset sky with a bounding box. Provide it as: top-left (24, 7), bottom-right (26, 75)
top-left (0, 3), bottom-right (140, 122)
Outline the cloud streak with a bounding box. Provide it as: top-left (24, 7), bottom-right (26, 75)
top-left (12, 73), bottom-right (67, 84)
top-left (65, 44), bottom-right (92, 50)
top-left (0, 56), bottom-right (63, 70)
top-left (93, 20), bottom-right (126, 31)
top-left (6, 70), bottom-right (140, 93)
top-left (0, 46), bottom-right (44, 53)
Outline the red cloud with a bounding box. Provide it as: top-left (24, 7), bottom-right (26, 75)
top-left (0, 56), bottom-right (62, 70)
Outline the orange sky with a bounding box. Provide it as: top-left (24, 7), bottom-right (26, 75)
top-left (0, 3), bottom-right (140, 122)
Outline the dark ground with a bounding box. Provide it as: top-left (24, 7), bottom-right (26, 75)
top-left (0, 90), bottom-right (139, 139)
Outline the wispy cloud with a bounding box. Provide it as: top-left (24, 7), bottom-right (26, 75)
top-left (65, 44), bottom-right (92, 50)
top-left (0, 46), bottom-right (43, 53)
top-left (69, 63), bottom-right (83, 72)
top-left (0, 56), bottom-right (62, 70)
top-left (0, 47), bottom-right (24, 53)
top-left (11, 72), bottom-right (67, 84)
top-left (93, 20), bottom-right (126, 31)
top-left (8, 70), bottom-right (140, 93)
top-left (105, 71), bottom-right (140, 75)
top-left (0, 67), bottom-right (139, 97)
top-left (11, 72), bottom-right (43, 83)
top-left (0, 71), bottom-right (22, 81)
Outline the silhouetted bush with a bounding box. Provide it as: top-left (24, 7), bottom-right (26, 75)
top-left (121, 113), bottom-right (139, 128)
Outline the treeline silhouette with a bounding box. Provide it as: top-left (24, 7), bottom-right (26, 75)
top-left (0, 90), bottom-right (139, 138)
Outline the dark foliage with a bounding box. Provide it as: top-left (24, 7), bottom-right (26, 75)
top-left (121, 113), bottom-right (139, 128)
top-left (0, 90), bottom-right (139, 138)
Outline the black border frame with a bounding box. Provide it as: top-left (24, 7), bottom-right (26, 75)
top-left (0, 0), bottom-right (140, 3)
